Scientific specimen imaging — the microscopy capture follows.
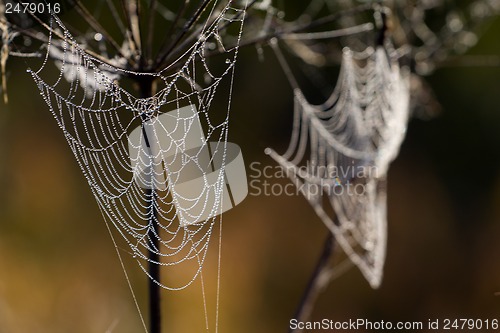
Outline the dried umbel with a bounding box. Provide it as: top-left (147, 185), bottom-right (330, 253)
top-left (28, 1), bottom-right (249, 291)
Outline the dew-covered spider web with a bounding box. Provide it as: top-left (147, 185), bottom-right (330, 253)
top-left (267, 44), bottom-right (410, 288)
top-left (24, 1), bottom-right (249, 328)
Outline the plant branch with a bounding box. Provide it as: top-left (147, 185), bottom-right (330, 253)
top-left (289, 233), bottom-right (336, 333)
top-left (238, 3), bottom-right (374, 50)
top-left (155, 0), bottom-right (213, 68)
top-left (16, 14), bottom-right (132, 69)
top-left (156, 3), bottom-right (374, 74)
top-left (73, 1), bottom-right (127, 61)
top-left (138, 77), bottom-right (162, 333)
top-left (155, 0), bottom-right (189, 69)
top-left (147, 192), bottom-right (161, 333)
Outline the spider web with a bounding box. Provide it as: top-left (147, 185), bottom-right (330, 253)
top-left (26, 0), bottom-right (248, 297)
top-left (266, 45), bottom-right (410, 288)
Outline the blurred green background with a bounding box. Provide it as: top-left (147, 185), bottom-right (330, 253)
top-left (1, 2), bottom-right (500, 333)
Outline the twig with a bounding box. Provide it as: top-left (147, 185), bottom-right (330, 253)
top-left (237, 3), bottom-right (373, 50)
top-left (117, 0), bottom-right (141, 62)
top-left (289, 233), bottom-right (336, 333)
top-left (155, 0), bottom-right (189, 68)
top-left (73, 1), bottom-right (126, 60)
top-left (157, 0), bottom-right (253, 68)
top-left (1, 1), bottom-right (9, 103)
top-left (157, 3), bottom-right (373, 75)
top-left (139, 77), bottom-right (162, 333)
top-left (147, 189), bottom-right (161, 333)
top-left (155, 0), bottom-right (213, 68)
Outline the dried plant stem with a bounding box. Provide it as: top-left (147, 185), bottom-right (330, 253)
top-left (289, 233), bottom-right (336, 333)
top-left (148, 194), bottom-right (161, 333)
top-left (139, 77), bottom-right (162, 333)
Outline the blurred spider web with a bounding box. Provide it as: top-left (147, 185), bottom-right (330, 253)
top-left (266, 44), bottom-right (410, 288)
top-left (249, 0), bottom-right (499, 289)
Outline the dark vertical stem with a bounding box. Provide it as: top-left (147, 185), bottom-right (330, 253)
top-left (289, 233), bottom-right (335, 333)
top-left (138, 77), bottom-right (162, 333)
top-left (147, 187), bottom-right (161, 333)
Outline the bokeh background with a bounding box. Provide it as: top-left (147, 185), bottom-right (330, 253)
top-left (0, 1), bottom-right (500, 332)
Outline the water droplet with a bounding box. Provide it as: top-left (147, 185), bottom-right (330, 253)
top-left (446, 12), bottom-right (463, 33)
top-left (225, 58), bottom-right (231, 64)
top-left (204, 73), bottom-right (212, 84)
top-left (23, 37), bottom-right (32, 47)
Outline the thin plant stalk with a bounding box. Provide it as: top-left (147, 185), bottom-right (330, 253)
top-left (289, 233), bottom-right (336, 333)
top-left (139, 77), bottom-right (162, 333)
top-left (147, 189), bottom-right (161, 333)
